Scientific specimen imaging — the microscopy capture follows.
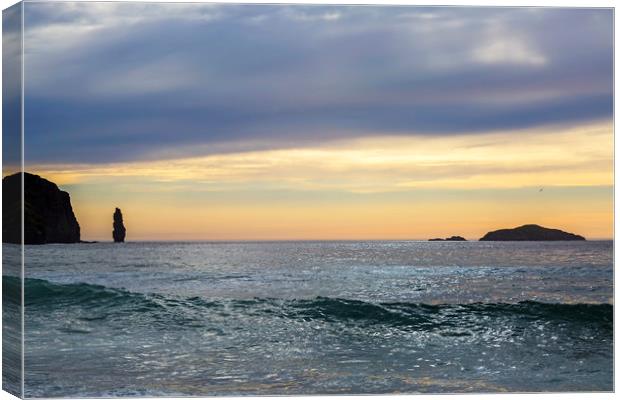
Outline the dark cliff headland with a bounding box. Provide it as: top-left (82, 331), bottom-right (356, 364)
top-left (3, 172), bottom-right (81, 244)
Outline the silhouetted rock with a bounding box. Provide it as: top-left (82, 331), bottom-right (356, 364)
top-left (2, 172), bottom-right (81, 244)
top-left (428, 236), bottom-right (467, 241)
top-left (479, 224), bottom-right (585, 241)
top-left (113, 208), bottom-right (126, 243)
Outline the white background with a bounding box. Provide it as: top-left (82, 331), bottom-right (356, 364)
top-left (0, 0), bottom-right (616, 399)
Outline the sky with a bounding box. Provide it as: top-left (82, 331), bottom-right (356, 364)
top-left (11, 3), bottom-right (614, 240)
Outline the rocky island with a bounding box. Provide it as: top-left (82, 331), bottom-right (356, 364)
top-left (429, 236), bottom-right (467, 241)
top-left (479, 224), bottom-right (585, 241)
top-left (3, 172), bottom-right (81, 244)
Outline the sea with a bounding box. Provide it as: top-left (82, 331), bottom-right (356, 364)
top-left (2, 240), bottom-right (614, 397)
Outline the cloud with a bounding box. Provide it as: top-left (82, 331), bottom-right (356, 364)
top-left (21, 4), bottom-right (613, 164)
top-left (29, 121), bottom-right (613, 193)
top-left (472, 37), bottom-right (547, 66)
top-left (3, 3), bottom-right (22, 169)
top-left (284, 9), bottom-right (342, 21)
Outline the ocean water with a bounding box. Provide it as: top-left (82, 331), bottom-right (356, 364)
top-left (4, 240), bottom-right (614, 396)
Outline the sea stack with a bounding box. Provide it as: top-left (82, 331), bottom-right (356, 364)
top-left (2, 172), bottom-right (81, 244)
top-left (112, 208), bottom-right (126, 243)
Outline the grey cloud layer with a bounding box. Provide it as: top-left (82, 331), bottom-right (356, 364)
top-left (22, 3), bottom-right (612, 164)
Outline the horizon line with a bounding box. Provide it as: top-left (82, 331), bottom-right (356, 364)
top-left (76, 238), bottom-right (615, 243)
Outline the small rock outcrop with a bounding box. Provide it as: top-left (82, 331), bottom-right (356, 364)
top-left (429, 236), bottom-right (467, 241)
top-left (479, 224), bottom-right (585, 241)
top-left (112, 208), bottom-right (126, 243)
top-left (2, 172), bottom-right (81, 244)
top-left (446, 236), bottom-right (467, 241)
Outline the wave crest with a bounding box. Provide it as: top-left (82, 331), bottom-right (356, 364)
top-left (5, 276), bottom-right (612, 331)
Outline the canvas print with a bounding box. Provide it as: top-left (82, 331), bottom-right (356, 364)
top-left (2, 2), bottom-right (614, 397)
